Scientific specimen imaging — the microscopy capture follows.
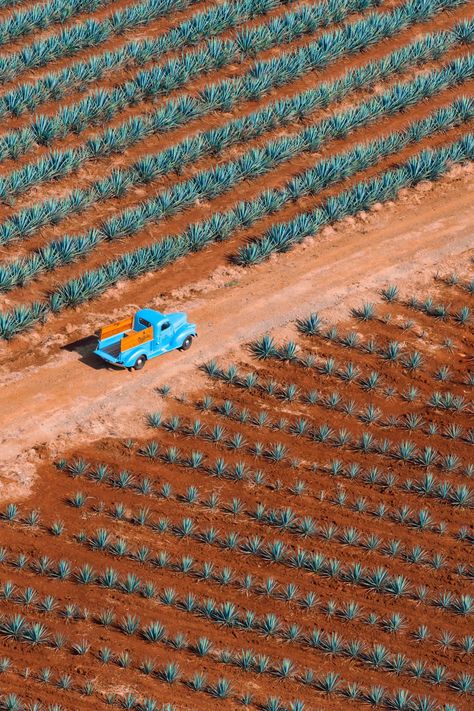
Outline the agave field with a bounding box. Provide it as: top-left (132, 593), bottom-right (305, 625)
top-left (0, 0), bottom-right (470, 343)
top-left (0, 0), bottom-right (473, 706)
top-left (0, 274), bottom-right (472, 710)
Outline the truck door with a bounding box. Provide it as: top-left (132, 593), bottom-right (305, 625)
top-left (158, 320), bottom-right (173, 351)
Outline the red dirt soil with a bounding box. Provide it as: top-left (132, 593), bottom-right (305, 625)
top-left (0, 272), bottom-right (472, 710)
top-left (0, 0), bottom-right (473, 707)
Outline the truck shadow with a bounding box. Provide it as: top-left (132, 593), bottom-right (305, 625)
top-left (61, 335), bottom-right (114, 370)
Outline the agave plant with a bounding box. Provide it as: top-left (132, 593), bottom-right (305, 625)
top-left (208, 677), bottom-right (233, 698)
top-left (403, 351), bottom-right (423, 371)
top-left (297, 312), bottom-right (322, 334)
top-left (278, 340), bottom-right (299, 361)
top-left (141, 620), bottom-right (165, 643)
top-left (265, 442), bottom-right (288, 461)
top-left (352, 302), bottom-right (375, 321)
top-left (250, 334), bottom-right (277, 359)
top-left (453, 306), bottom-right (470, 325)
top-left (381, 284), bottom-right (399, 302)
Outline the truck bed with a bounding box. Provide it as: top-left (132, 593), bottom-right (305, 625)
top-left (100, 341), bottom-right (122, 359)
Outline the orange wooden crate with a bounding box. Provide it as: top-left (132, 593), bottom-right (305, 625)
top-left (100, 316), bottom-right (133, 340)
top-left (120, 326), bottom-right (153, 352)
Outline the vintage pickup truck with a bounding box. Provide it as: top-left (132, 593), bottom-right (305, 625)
top-left (94, 308), bottom-right (197, 370)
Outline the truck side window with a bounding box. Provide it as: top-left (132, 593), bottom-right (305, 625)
top-left (138, 318), bottom-right (151, 330)
top-left (161, 322), bottom-right (170, 331)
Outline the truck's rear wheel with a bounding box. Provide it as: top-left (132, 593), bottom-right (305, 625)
top-left (180, 335), bottom-right (193, 351)
top-left (133, 355), bottom-right (147, 370)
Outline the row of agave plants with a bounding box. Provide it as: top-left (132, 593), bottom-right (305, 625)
top-left (233, 130), bottom-right (474, 262)
top-left (0, 0), bottom-right (114, 49)
top-left (256, 303), bottom-right (471, 361)
top-left (233, 126), bottom-right (474, 263)
top-left (0, 623), bottom-right (459, 711)
top-left (208, 382), bottom-right (473, 452)
top-left (407, 296), bottom-right (472, 324)
top-left (62, 446), bottom-right (468, 542)
top-left (200, 363), bottom-right (473, 447)
top-left (3, 471), bottom-right (470, 609)
top-left (145, 410), bottom-right (473, 500)
top-left (1, 20), bottom-right (470, 250)
top-left (2, 553), bottom-right (472, 647)
top-left (0, 0), bottom-right (36, 11)
top-left (0, 668), bottom-right (176, 711)
top-left (58, 441), bottom-right (470, 544)
top-left (2, 488), bottom-right (458, 586)
top-left (0, 0), bottom-right (379, 161)
top-left (0, 18), bottom-right (111, 90)
top-left (0, 522), bottom-right (472, 701)
top-left (0, 694), bottom-right (65, 711)
top-left (436, 272), bottom-right (474, 293)
top-left (150, 302), bottom-right (471, 477)
top-left (193, 392), bottom-right (474, 442)
top-left (194, 416), bottom-right (472, 506)
top-left (63, 482), bottom-right (473, 610)
top-left (0, 0), bottom-right (300, 121)
top-left (58, 467), bottom-right (464, 578)
top-left (0, 588), bottom-right (471, 708)
top-left (289, 335), bottom-right (472, 381)
top-left (15, 457), bottom-right (472, 618)
top-left (56, 439), bottom-right (472, 546)
top-left (1, 527), bottom-right (472, 701)
top-left (0, 0), bottom-right (435, 207)
top-left (0, 638), bottom-right (464, 710)
top-left (143, 400), bottom-right (473, 495)
top-left (2, 462), bottom-right (470, 672)
top-left (0, 644), bottom-right (193, 709)
top-left (192, 382), bottom-right (473, 445)
top-left (0, 132), bottom-right (472, 340)
top-left (0, 0), bottom-right (215, 87)
top-left (206, 328), bottom-right (472, 378)
top-left (1, 48), bottom-right (472, 289)
top-left (295, 309), bottom-right (472, 363)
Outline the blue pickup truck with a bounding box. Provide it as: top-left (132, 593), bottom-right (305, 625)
top-left (94, 308), bottom-right (197, 370)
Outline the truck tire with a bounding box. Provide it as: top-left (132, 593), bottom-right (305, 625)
top-left (133, 355), bottom-right (147, 370)
top-left (180, 335), bottom-right (193, 351)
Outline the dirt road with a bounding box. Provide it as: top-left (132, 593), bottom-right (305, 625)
top-left (1, 165), bottom-right (473, 500)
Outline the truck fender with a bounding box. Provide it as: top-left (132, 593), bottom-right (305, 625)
top-left (180, 328), bottom-right (197, 346)
top-left (122, 348), bottom-right (147, 369)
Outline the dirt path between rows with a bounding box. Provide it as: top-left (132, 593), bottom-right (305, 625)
top-left (1, 166), bottom-right (473, 501)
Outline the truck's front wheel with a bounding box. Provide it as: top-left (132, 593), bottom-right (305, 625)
top-left (133, 355), bottom-right (147, 370)
top-left (180, 336), bottom-right (193, 351)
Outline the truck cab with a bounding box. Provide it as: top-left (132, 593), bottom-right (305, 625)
top-left (94, 308), bottom-right (197, 370)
